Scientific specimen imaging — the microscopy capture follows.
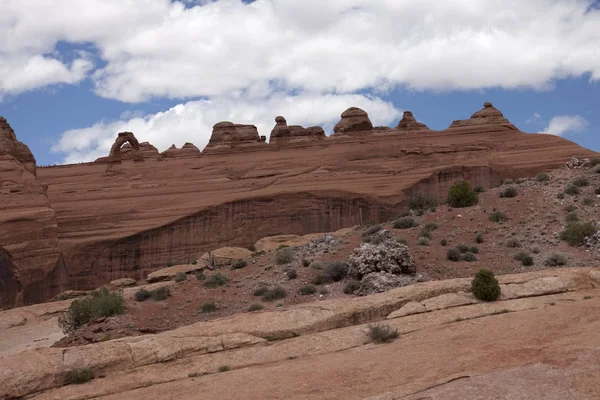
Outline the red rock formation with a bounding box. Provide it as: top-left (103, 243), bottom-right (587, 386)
top-left (108, 132), bottom-right (143, 164)
top-left (270, 116), bottom-right (325, 145)
top-left (96, 141), bottom-right (160, 163)
top-left (0, 120), bottom-right (67, 305)
top-left (0, 247), bottom-right (22, 309)
top-left (333, 107), bottom-right (373, 135)
top-left (161, 143), bottom-right (201, 158)
top-left (0, 117), bottom-right (36, 176)
top-left (396, 111), bottom-right (429, 131)
top-left (449, 102), bottom-right (517, 130)
top-left (203, 122), bottom-right (268, 154)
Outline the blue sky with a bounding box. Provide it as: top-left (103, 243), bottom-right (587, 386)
top-left (0, 0), bottom-right (599, 165)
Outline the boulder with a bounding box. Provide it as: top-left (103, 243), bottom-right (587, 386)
top-left (449, 102), bottom-right (516, 129)
top-left (347, 234), bottom-right (416, 279)
top-left (270, 116), bottom-right (325, 145)
top-left (396, 111), bottom-right (429, 131)
top-left (500, 277), bottom-right (570, 300)
top-left (106, 278), bottom-right (137, 289)
top-left (0, 117), bottom-right (36, 176)
top-left (147, 264), bottom-right (206, 283)
top-left (204, 122), bottom-right (267, 153)
top-left (356, 272), bottom-right (414, 296)
top-left (197, 247), bottom-right (254, 269)
top-left (333, 107), bottom-right (373, 134)
top-left (161, 143), bottom-right (201, 158)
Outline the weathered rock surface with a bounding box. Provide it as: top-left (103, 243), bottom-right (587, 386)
top-left (27, 103), bottom-right (597, 298)
top-left (204, 121), bottom-right (267, 153)
top-left (147, 264), bottom-right (206, 283)
top-left (107, 132), bottom-right (143, 164)
top-left (96, 142), bottom-right (160, 163)
top-left (161, 143), bottom-right (201, 158)
top-left (253, 228), bottom-right (354, 252)
top-left (356, 272), bottom-right (415, 296)
top-left (0, 117), bottom-right (36, 175)
top-left (333, 107), bottom-right (373, 134)
top-left (0, 247), bottom-right (22, 308)
top-left (0, 132), bottom-right (66, 306)
top-left (197, 247), bottom-right (254, 269)
top-left (269, 116), bottom-right (325, 145)
top-left (449, 102), bottom-right (517, 129)
top-left (396, 111), bottom-right (429, 131)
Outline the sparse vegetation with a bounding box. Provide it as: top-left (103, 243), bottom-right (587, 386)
top-left (261, 286), bottom-right (287, 302)
top-left (447, 245), bottom-right (477, 262)
top-left (503, 179), bottom-right (514, 185)
top-left (572, 176), bottom-right (590, 187)
top-left (275, 247), bottom-right (294, 265)
top-left (407, 192), bottom-right (437, 212)
top-left (546, 252), bottom-right (568, 266)
top-left (394, 216), bottom-right (418, 229)
top-left (325, 261), bottom-right (349, 282)
top-left (417, 237), bottom-right (430, 246)
top-left (514, 251), bottom-right (534, 266)
top-left (200, 301), bottom-right (217, 313)
top-left (363, 224), bottom-right (382, 237)
top-left (560, 222), bottom-right (598, 246)
top-left (298, 284), bottom-right (317, 295)
top-left (204, 272), bottom-right (229, 288)
top-left (343, 280), bottom-right (361, 294)
top-left (286, 269), bottom-right (298, 280)
top-left (217, 366), bottom-right (230, 373)
top-left (195, 271), bottom-right (205, 280)
top-left (174, 272), bottom-right (187, 282)
top-left (301, 258), bottom-right (311, 267)
top-left (489, 211), bottom-right (508, 223)
top-left (471, 269), bottom-right (501, 302)
top-left (474, 185), bottom-right (485, 193)
top-left (134, 288), bottom-right (151, 302)
top-left (58, 288), bottom-right (126, 334)
top-left (252, 287), bottom-right (268, 297)
top-left (247, 303), bottom-right (264, 312)
top-left (564, 184), bottom-right (580, 196)
top-left (440, 238), bottom-right (448, 246)
top-left (150, 286), bottom-right (170, 301)
top-left (309, 261), bottom-right (322, 270)
top-left (63, 368), bottom-right (94, 386)
top-left (475, 232), bottom-right (484, 243)
top-left (583, 197), bottom-right (594, 206)
top-left (446, 248), bottom-right (461, 261)
top-left (447, 180), bottom-right (479, 208)
top-left (565, 212), bottom-right (579, 225)
top-left (595, 165), bottom-right (600, 173)
top-left (461, 252), bottom-right (477, 262)
top-left (367, 323), bottom-right (399, 344)
top-left (565, 205), bottom-right (577, 213)
top-left (499, 186), bottom-right (518, 198)
top-left (557, 192), bottom-right (565, 199)
top-left (231, 259), bottom-right (247, 270)
top-left (535, 173), bottom-right (550, 182)
top-left (595, 188), bottom-right (600, 195)
top-left (312, 274), bottom-right (332, 285)
top-left (506, 238), bottom-right (521, 248)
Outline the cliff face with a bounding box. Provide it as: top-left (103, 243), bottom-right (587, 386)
top-left (0, 102), bottom-right (592, 303)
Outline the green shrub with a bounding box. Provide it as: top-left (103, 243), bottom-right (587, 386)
top-left (469, 245), bottom-right (480, 254)
top-left (134, 288), bottom-right (151, 302)
top-left (446, 248), bottom-right (461, 261)
top-left (301, 258), bottom-right (311, 267)
top-left (471, 269), bottom-right (501, 302)
top-left (174, 272), bottom-right (187, 282)
top-left (325, 262), bottom-right (349, 282)
top-left (200, 301), bottom-right (217, 313)
top-left (499, 186), bottom-right (518, 198)
top-left (591, 158), bottom-right (600, 166)
top-left (167, 262), bottom-right (174, 267)
top-left (262, 286), bottom-right (287, 302)
top-left (407, 192), bottom-right (437, 211)
top-left (204, 272), bottom-right (229, 288)
top-left (521, 255), bottom-right (534, 266)
top-left (363, 233), bottom-right (385, 244)
top-left (513, 251), bottom-right (529, 261)
top-left (247, 303), bottom-right (264, 312)
top-left (560, 222), bottom-right (598, 246)
top-left (557, 192), bottom-right (565, 199)
top-left (474, 232), bottom-right (484, 244)
top-left (489, 211), bottom-right (508, 223)
top-left (231, 259), bottom-right (247, 270)
top-left (503, 179), bottom-right (514, 185)
top-left (417, 237), bottom-right (430, 246)
top-left (58, 288), bottom-right (125, 334)
top-left (363, 224), bottom-right (382, 237)
top-left (309, 261), bottom-right (322, 270)
top-left (298, 284), bottom-right (317, 295)
top-left (595, 164), bottom-right (600, 173)
top-left (564, 184), bottom-right (580, 196)
top-left (423, 222), bottom-right (438, 232)
top-left (565, 205), bottom-right (577, 212)
top-left (506, 238), bottom-right (521, 248)
top-left (394, 217), bottom-right (418, 229)
top-left (343, 280), bottom-right (361, 294)
top-left (447, 181), bottom-right (479, 208)
top-left (565, 212), bottom-right (579, 225)
top-left (595, 188), bottom-right (600, 195)
top-left (312, 274), bottom-right (332, 285)
top-left (367, 323), bottom-right (399, 344)
top-left (440, 239), bottom-right (448, 246)
top-left (572, 176), bottom-right (590, 187)
top-left (583, 197), bottom-right (594, 206)
top-left (252, 287), bottom-right (268, 296)
top-left (195, 271), bottom-right (205, 280)
top-left (150, 286), bottom-right (170, 301)
top-left (535, 173), bottom-right (550, 182)
top-left (63, 368), bottom-right (94, 386)
top-left (275, 247), bottom-right (294, 265)
top-left (461, 252), bottom-right (477, 262)
top-left (545, 253), bottom-right (568, 266)
top-left (474, 185), bottom-right (485, 193)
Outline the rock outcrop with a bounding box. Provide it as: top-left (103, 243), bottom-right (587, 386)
top-left (107, 132), bottom-right (143, 163)
top-left (204, 122), bottom-right (267, 153)
top-left (333, 107), bottom-right (373, 134)
top-left (161, 142), bottom-right (201, 158)
top-left (396, 111), bottom-right (429, 131)
top-left (0, 119), bottom-right (67, 306)
top-left (0, 247), bottom-right (22, 308)
top-left (449, 102), bottom-right (517, 129)
top-left (269, 116), bottom-right (325, 145)
top-left (0, 117), bottom-right (36, 175)
top-left (96, 141), bottom-right (160, 163)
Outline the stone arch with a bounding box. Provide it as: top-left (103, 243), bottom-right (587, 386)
top-left (108, 132), bottom-right (143, 164)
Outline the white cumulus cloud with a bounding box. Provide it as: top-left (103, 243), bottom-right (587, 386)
top-left (541, 115), bottom-right (589, 136)
top-left (50, 92), bottom-right (402, 163)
